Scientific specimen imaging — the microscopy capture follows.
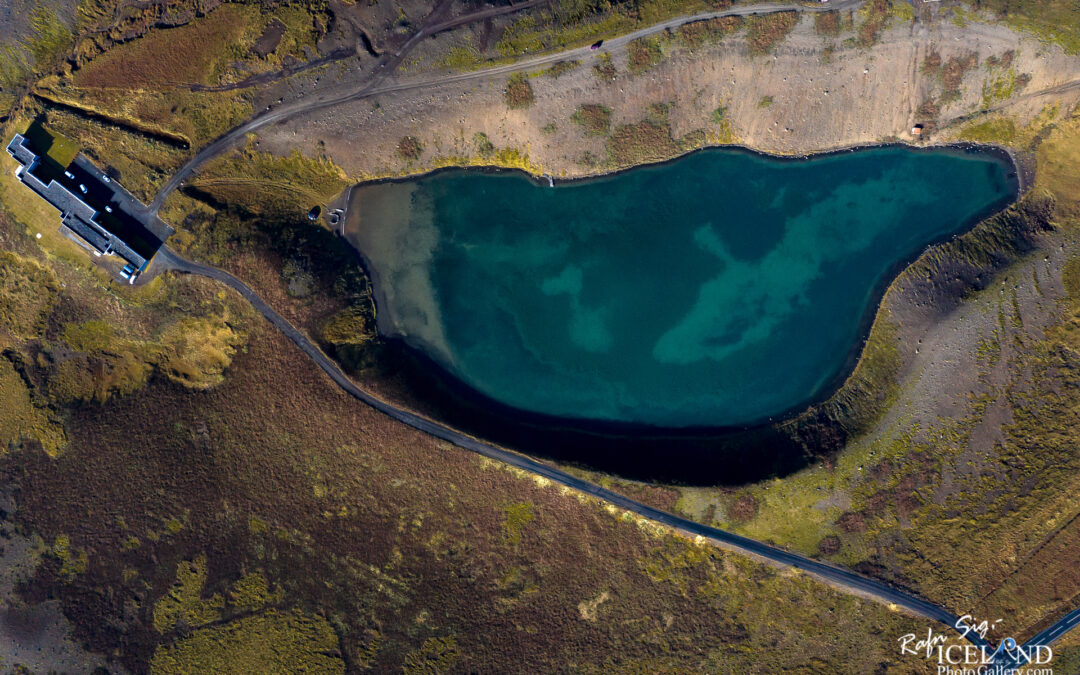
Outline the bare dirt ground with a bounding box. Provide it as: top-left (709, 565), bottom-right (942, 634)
top-left (255, 6), bottom-right (1080, 179)
top-left (0, 490), bottom-right (118, 674)
top-left (871, 234), bottom-right (1068, 503)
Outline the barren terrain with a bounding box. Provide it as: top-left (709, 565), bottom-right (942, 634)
top-left (256, 6), bottom-right (1080, 179)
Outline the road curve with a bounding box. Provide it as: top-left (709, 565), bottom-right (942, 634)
top-left (148, 0), bottom-right (864, 213)
top-left (155, 243), bottom-right (978, 640)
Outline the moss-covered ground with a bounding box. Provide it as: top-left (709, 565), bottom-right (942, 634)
top-left (6, 0), bottom-right (1080, 671)
top-left (0, 91), bottom-right (940, 675)
top-left (578, 105), bottom-right (1080, 664)
top-left (972, 0), bottom-right (1080, 55)
top-left (0, 266), bottom-right (936, 673)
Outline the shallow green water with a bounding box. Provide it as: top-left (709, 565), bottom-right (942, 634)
top-left (349, 147), bottom-right (1016, 427)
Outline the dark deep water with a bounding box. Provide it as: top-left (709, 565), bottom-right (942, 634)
top-left (349, 146), bottom-right (1017, 432)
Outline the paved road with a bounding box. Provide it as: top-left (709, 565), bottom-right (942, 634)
top-left (139, 0), bottom-right (1080, 661)
top-left (148, 0), bottom-right (864, 213)
top-left (994, 605), bottom-right (1080, 673)
top-left (155, 242), bottom-right (983, 642)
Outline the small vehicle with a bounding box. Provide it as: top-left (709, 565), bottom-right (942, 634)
top-left (590, 40), bottom-right (603, 50)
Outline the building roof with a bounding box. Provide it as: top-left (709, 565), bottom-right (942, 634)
top-left (6, 133), bottom-right (169, 273)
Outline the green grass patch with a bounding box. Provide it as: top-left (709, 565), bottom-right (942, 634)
top-left (974, 0), bottom-right (1080, 55)
top-left (195, 146), bottom-right (348, 216)
top-left (981, 67), bottom-right (1028, 108)
top-left (0, 358), bottom-right (65, 457)
top-left (502, 502), bottom-right (535, 547)
top-left (157, 316), bottom-right (244, 391)
top-left (0, 251), bottom-right (59, 342)
top-left (61, 319), bottom-right (115, 352)
top-left (438, 44), bottom-right (482, 70)
top-left (28, 6), bottom-right (73, 68)
top-left (1037, 112), bottom-right (1080, 217)
top-left (403, 636), bottom-right (460, 674)
top-left (151, 608), bottom-right (343, 674)
top-left (51, 533), bottom-right (88, 579)
top-left (23, 120), bottom-right (79, 167)
top-left (957, 116), bottom-right (1018, 145)
top-left (153, 554), bottom-right (224, 633)
top-left (321, 306), bottom-right (375, 346)
top-left (229, 572), bottom-right (283, 613)
top-left (473, 132), bottom-right (496, 157)
top-left (709, 106), bottom-right (737, 143)
top-left (271, 4), bottom-right (329, 63)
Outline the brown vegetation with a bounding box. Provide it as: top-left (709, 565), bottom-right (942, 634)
top-left (607, 119), bottom-right (679, 165)
top-left (677, 16), bottom-right (742, 49)
top-left (857, 0), bottom-right (892, 48)
top-left (814, 10), bottom-right (842, 36)
top-left (922, 49), bottom-right (978, 103)
top-left (942, 53), bottom-right (979, 101)
top-left (396, 135), bottom-right (423, 161)
top-left (571, 103), bottom-right (612, 136)
top-left (627, 36), bottom-right (663, 73)
top-left (544, 60), bottom-right (579, 78)
top-left (72, 5), bottom-right (255, 89)
top-left (592, 52), bottom-right (616, 81)
top-left (745, 11), bottom-right (798, 56)
top-left (504, 73), bottom-right (534, 109)
top-left (915, 98), bottom-right (940, 123)
top-left (818, 535), bottom-right (841, 556)
top-left (728, 494), bottom-right (759, 523)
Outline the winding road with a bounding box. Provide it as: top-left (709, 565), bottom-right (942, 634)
top-left (147, 0), bottom-right (863, 213)
top-left (154, 244), bottom-right (979, 642)
top-left (164, 237), bottom-right (1080, 660)
top-left (139, 0), bottom-right (1080, 662)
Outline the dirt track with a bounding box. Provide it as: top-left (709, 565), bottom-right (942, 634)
top-left (253, 6), bottom-right (1080, 181)
top-left (149, 0), bottom-right (865, 211)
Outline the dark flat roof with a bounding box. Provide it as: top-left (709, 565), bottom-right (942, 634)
top-left (7, 132), bottom-right (173, 269)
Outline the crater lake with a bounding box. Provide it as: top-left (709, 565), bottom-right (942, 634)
top-left (345, 146), bottom-right (1017, 429)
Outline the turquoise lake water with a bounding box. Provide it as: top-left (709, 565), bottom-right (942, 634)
top-left (348, 147), bottom-right (1016, 428)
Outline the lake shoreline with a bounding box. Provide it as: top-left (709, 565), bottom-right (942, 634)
top-left (342, 143), bottom-right (1025, 484)
top-left (343, 140), bottom-right (1025, 196)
